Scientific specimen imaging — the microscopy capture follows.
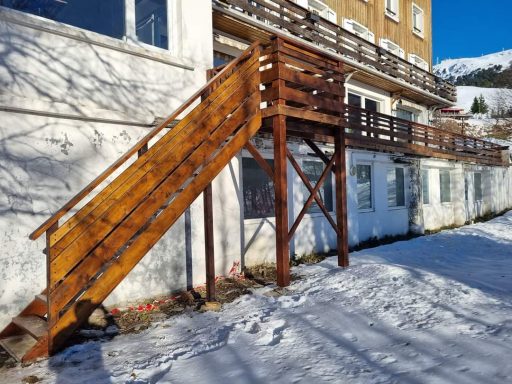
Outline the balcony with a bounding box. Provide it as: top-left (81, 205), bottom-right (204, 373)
top-left (212, 0), bottom-right (457, 106)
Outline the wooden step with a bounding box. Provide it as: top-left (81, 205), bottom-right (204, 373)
top-left (12, 316), bottom-right (47, 339)
top-left (35, 294), bottom-right (48, 305)
top-left (0, 334), bottom-right (37, 363)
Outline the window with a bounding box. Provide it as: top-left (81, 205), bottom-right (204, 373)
top-left (0, 0), bottom-right (125, 39)
top-left (343, 19), bottom-right (375, 43)
top-left (380, 38), bottom-right (405, 59)
top-left (474, 172), bottom-right (483, 201)
top-left (242, 158), bottom-right (275, 219)
top-left (421, 169), bottom-right (430, 204)
top-left (409, 54), bottom-right (429, 71)
top-left (136, 0), bottom-right (168, 49)
top-left (357, 164), bottom-right (373, 210)
top-left (308, 0), bottom-right (337, 23)
top-left (387, 168), bottom-right (405, 207)
top-left (348, 93), bottom-right (380, 112)
top-left (302, 161), bottom-right (333, 213)
top-left (412, 4), bottom-right (424, 37)
top-left (439, 170), bottom-right (451, 203)
top-left (396, 107), bottom-right (417, 122)
top-left (213, 51), bottom-right (235, 67)
top-left (0, 0), bottom-right (171, 50)
top-left (385, 0), bottom-right (399, 21)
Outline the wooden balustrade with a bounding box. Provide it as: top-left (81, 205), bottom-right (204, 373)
top-left (214, 0), bottom-right (457, 103)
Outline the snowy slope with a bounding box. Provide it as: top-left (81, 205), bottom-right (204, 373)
top-left (434, 49), bottom-right (512, 80)
top-left (2, 212), bottom-right (512, 383)
top-left (456, 86), bottom-right (501, 112)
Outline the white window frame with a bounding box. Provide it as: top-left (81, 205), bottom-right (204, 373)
top-left (385, 0), bottom-right (400, 22)
top-left (474, 172), bottom-right (483, 201)
top-left (409, 53), bottom-right (429, 71)
top-left (421, 169), bottom-right (430, 205)
top-left (412, 3), bottom-right (425, 38)
top-left (380, 38), bottom-right (405, 59)
top-left (301, 159), bottom-right (335, 215)
top-left (343, 18), bottom-right (375, 43)
top-left (439, 170), bottom-right (452, 204)
top-left (356, 163), bottom-right (374, 212)
top-left (387, 167), bottom-right (406, 209)
top-left (307, 0), bottom-right (337, 23)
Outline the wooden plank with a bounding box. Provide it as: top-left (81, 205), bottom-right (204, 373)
top-left (12, 316), bottom-right (47, 339)
top-left (204, 183), bottom-right (215, 302)
top-left (49, 110), bottom-right (263, 351)
top-left (0, 334), bottom-right (37, 363)
top-left (263, 105), bottom-right (344, 126)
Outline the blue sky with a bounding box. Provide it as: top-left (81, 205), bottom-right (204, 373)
top-left (433, 0), bottom-right (512, 64)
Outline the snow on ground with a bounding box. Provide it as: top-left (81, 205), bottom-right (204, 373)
top-left (3, 212), bottom-right (512, 383)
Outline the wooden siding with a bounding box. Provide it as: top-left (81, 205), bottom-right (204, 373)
top-left (324, 0), bottom-right (432, 68)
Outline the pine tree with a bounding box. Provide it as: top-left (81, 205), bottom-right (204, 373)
top-left (470, 97), bottom-right (480, 114)
top-left (479, 95), bottom-right (489, 115)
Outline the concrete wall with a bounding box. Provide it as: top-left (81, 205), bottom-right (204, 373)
top-left (0, 1), bottom-right (218, 328)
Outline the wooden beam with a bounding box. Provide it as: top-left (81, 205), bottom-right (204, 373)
top-left (273, 112), bottom-right (290, 287)
top-left (303, 138), bottom-right (336, 174)
top-left (334, 128), bottom-right (349, 268)
top-left (203, 183), bottom-right (215, 302)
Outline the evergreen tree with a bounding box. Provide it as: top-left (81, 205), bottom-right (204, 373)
top-left (470, 97), bottom-right (480, 114)
top-left (479, 95), bottom-right (489, 115)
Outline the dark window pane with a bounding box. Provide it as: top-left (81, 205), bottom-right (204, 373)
top-left (422, 169), bottom-right (430, 204)
top-left (440, 170), bottom-right (451, 203)
top-left (213, 51), bottom-right (235, 67)
top-left (365, 98), bottom-right (379, 112)
top-left (242, 158), bottom-right (275, 219)
top-left (136, 0), bottom-right (168, 49)
top-left (348, 93), bottom-right (362, 107)
top-left (302, 161), bottom-right (333, 213)
top-left (474, 173), bottom-right (483, 201)
top-left (0, 0), bottom-right (125, 39)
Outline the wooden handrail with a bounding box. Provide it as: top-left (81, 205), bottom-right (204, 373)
top-left (30, 40), bottom-right (263, 240)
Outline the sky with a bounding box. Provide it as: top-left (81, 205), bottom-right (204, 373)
top-left (432, 0), bottom-right (512, 64)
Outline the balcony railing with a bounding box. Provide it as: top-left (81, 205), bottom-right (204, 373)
top-left (345, 105), bottom-right (507, 165)
top-left (213, 0), bottom-right (457, 103)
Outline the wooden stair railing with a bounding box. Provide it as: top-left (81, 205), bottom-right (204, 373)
top-left (0, 41), bottom-right (263, 362)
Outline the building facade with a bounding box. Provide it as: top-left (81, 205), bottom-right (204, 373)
top-left (0, 0), bottom-right (511, 355)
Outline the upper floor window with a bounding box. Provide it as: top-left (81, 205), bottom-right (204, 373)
top-left (136, 0), bottom-right (168, 49)
top-left (380, 38), bottom-right (405, 59)
top-left (412, 4), bottom-right (424, 37)
top-left (0, 0), bottom-right (169, 50)
top-left (409, 54), bottom-right (429, 71)
top-left (0, 0), bottom-right (125, 39)
top-left (385, 0), bottom-right (399, 22)
top-left (343, 18), bottom-right (375, 43)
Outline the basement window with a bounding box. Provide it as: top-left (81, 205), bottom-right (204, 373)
top-left (421, 169), bottom-right (430, 205)
top-left (412, 4), bottom-right (424, 37)
top-left (439, 170), bottom-right (451, 203)
top-left (0, 0), bottom-right (125, 38)
top-left (387, 167), bottom-right (405, 207)
top-left (302, 160), bottom-right (333, 213)
top-left (474, 172), bottom-right (483, 201)
top-left (242, 157), bottom-right (275, 219)
top-left (357, 164), bottom-right (373, 210)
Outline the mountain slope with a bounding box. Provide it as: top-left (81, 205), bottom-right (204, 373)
top-left (435, 50), bottom-right (512, 87)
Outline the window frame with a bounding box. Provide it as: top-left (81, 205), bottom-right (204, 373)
top-left (385, 0), bottom-right (400, 22)
top-left (301, 159), bottom-right (334, 215)
top-left (241, 156), bottom-right (276, 221)
top-left (356, 163), bottom-right (374, 212)
top-left (439, 170), bottom-right (452, 204)
top-left (343, 18), bottom-right (375, 43)
top-left (474, 172), bottom-right (483, 201)
top-left (412, 3), bottom-right (425, 38)
top-left (387, 166), bottom-right (406, 209)
top-left (408, 53), bottom-right (429, 71)
top-left (380, 38), bottom-right (405, 59)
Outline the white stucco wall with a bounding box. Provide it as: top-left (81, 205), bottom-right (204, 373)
top-left (0, 1), bottom-right (217, 328)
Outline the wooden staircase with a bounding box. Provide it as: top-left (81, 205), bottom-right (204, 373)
top-left (0, 42), bottom-right (263, 362)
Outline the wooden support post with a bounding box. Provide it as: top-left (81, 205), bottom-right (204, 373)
top-left (203, 183), bottom-right (215, 301)
top-left (334, 128), bottom-right (349, 268)
top-left (273, 114), bottom-right (290, 287)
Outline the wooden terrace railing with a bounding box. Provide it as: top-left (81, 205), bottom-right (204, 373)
top-left (214, 0), bottom-right (457, 103)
